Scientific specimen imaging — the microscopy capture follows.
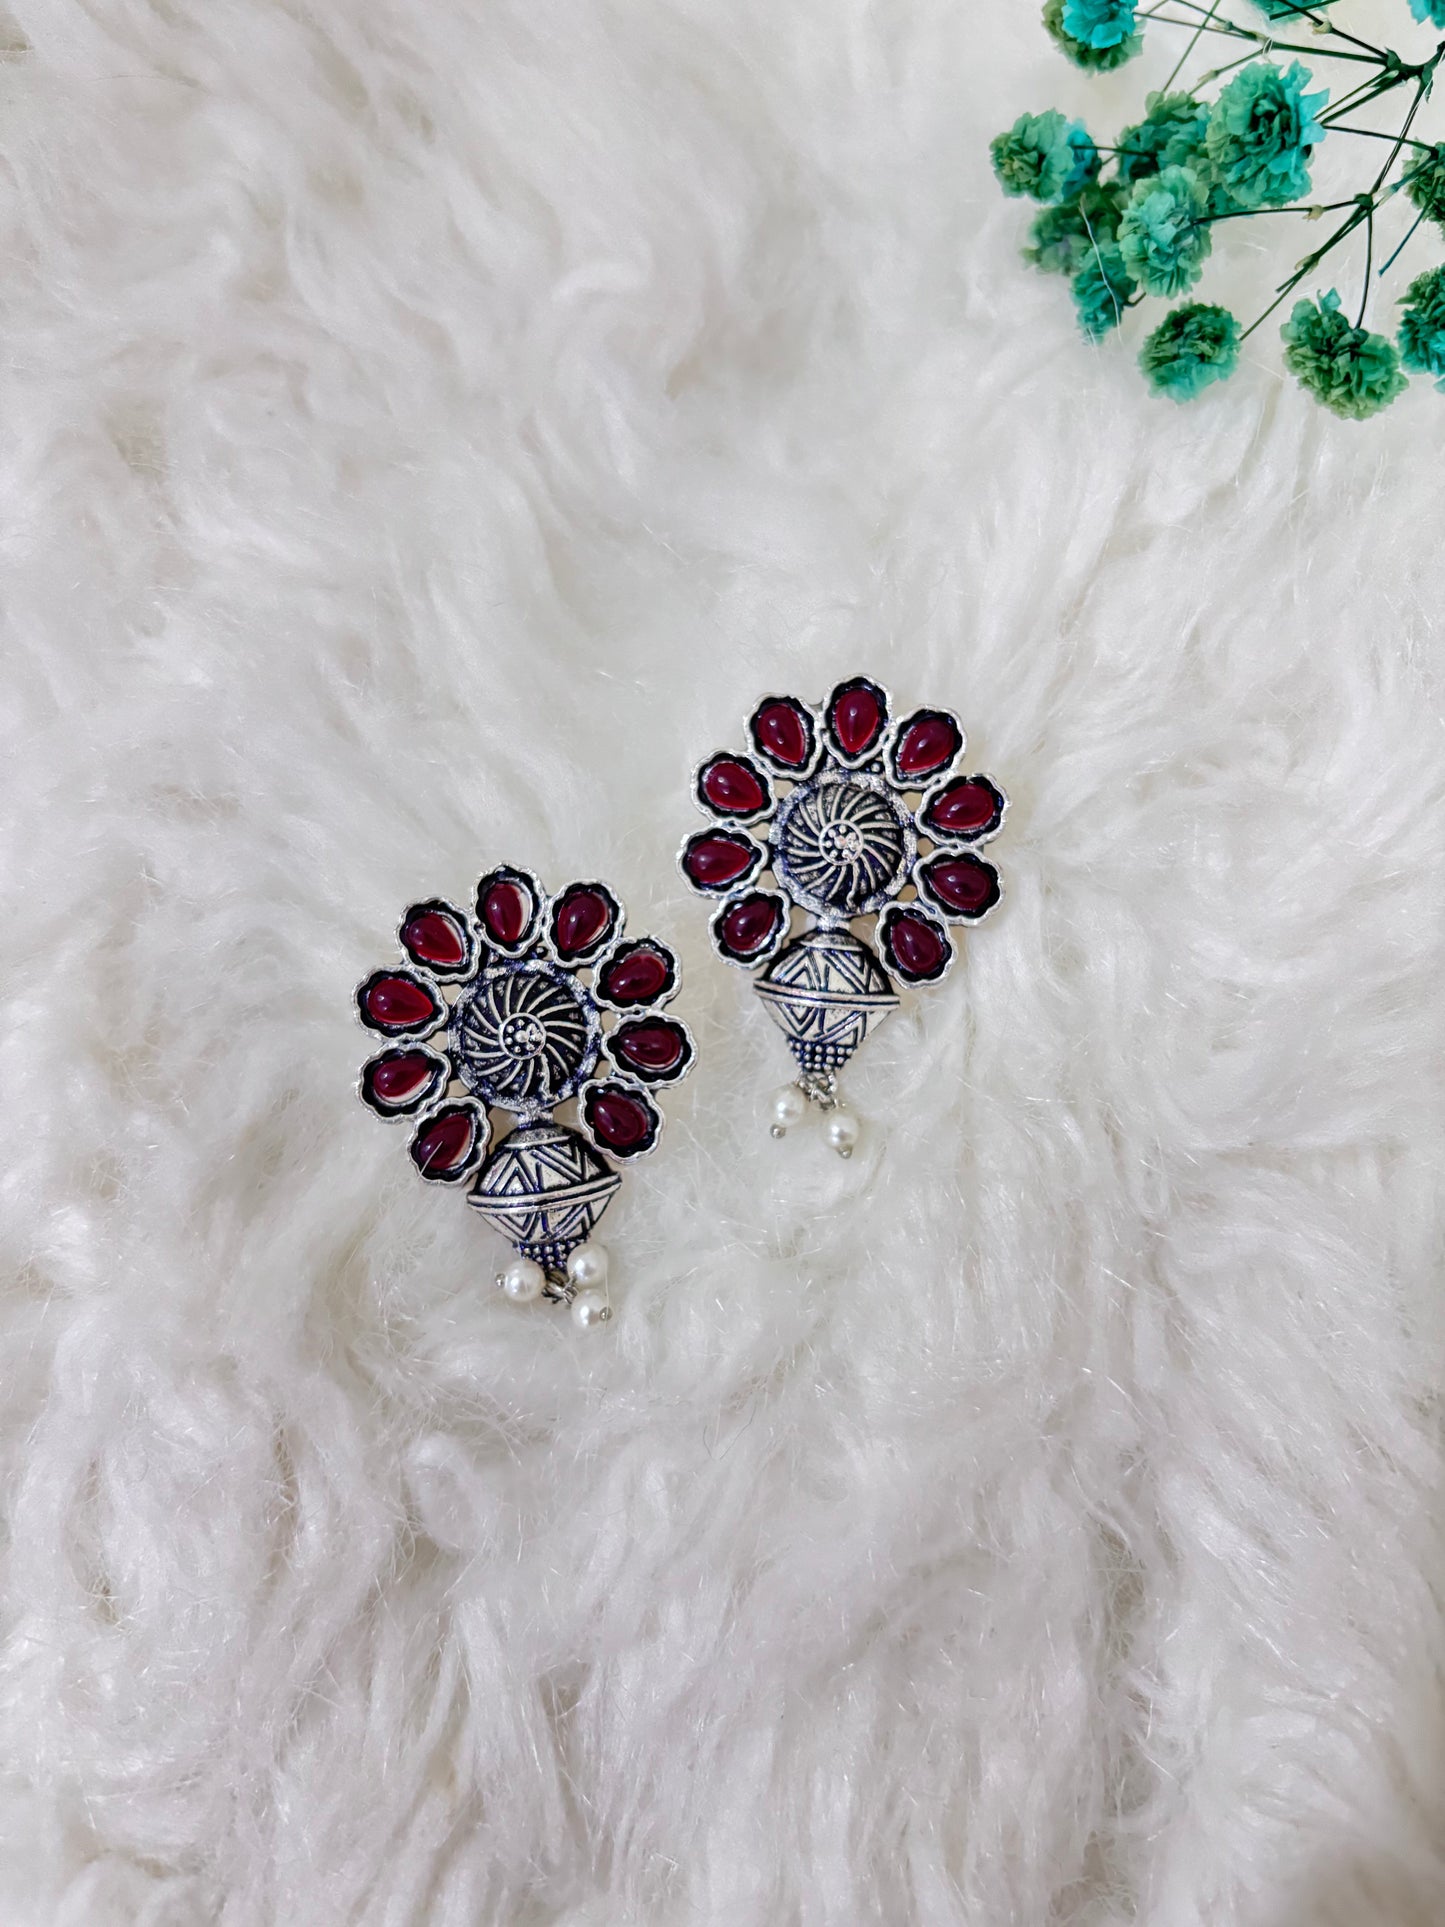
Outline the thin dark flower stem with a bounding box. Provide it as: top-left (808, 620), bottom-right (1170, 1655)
top-left (1142, 14), bottom-right (1260, 39)
top-left (1161, 0), bottom-right (1221, 96)
top-left (1320, 79), bottom-right (1415, 129)
top-left (1326, 123), bottom-right (1434, 152)
top-left (1356, 203), bottom-right (1374, 327)
top-left (1378, 206), bottom-right (1428, 278)
top-left (1199, 198), bottom-right (1359, 222)
top-left (1148, 0), bottom-right (1415, 70)
top-left (1243, 0), bottom-right (1389, 63)
top-left (1320, 74), bottom-right (1400, 125)
top-left (1198, 48), bottom-right (1267, 85)
top-left (1367, 78), bottom-right (1430, 196)
top-left (1141, 13), bottom-right (1384, 61)
top-left (1238, 198), bottom-right (1368, 341)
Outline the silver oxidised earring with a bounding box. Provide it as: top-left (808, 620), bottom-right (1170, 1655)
top-left (355, 869), bottom-right (693, 1327)
top-left (680, 678), bottom-right (1005, 1153)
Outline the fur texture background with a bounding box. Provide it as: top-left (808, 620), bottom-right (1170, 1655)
top-left (2, 2), bottom-right (1443, 1922)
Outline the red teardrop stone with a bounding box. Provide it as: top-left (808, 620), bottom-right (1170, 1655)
top-left (401, 908), bottom-right (468, 969)
top-left (411, 1108), bottom-right (476, 1175)
top-left (683, 834), bottom-right (756, 889)
top-left (925, 778), bottom-right (1002, 837)
top-left (364, 974), bottom-right (440, 1029)
top-left (751, 699), bottom-right (812, 769)
top-left (614, 1018), bottom-right (686, 1075)
top-left (829, 682), bottom-right (884, 758)
top-left (719, 892), bottom-right (783, 956)
top-left (369, 1051), bottom-right (438, 1104)
top-left (588, 1086), bottom-right (655, 1151)
top-left (600, 944), bottom-right (671, 1005)
top-left (924, 856), bottom-right (999, 917)
top-left (896, 713), bottom-right (962, 779)
top-left (885, 912), bottom-right (948, 979)
top-left (554, 887), bottom-right (614, 956)
top-left (701, 756), bottom-right (767, 816)
top-left (482, 879), bottom-right (531, 946)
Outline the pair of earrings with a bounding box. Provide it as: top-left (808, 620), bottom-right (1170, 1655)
top-left (355, 676), bottom-right (1006, 1328)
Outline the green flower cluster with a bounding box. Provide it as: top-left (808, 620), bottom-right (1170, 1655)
top-left (1204, 61), bottom-right (1327, 209)
top-left (1280, 290), bottom-right (1408, 419)
top-left (997, 4), bottom-right (1444, 416)
top-left (1062, 0), bottom-right (1136, 46)
top-left (1024, 183), bottom-right (1125, 274)
top-left (1074, 244), bottom-right (1138, 340)
top-left (1405, 146), bottom-right (1445, 230)
top-left (1116, 93), bottom-right (1209, 187)
top-left (990, 110), bottom-right (1099, 202)
top-left (1118, 165), bottom-right (1212, 296)
top-left (1139, 304), bottom-right (1242, 399)
top-left (1398, 265), bottom-right (1445, 388)
top-left (1042, 0), bottom-right (1142, 70)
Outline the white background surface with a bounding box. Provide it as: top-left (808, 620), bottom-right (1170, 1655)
top-left (2, 2), bottom-right (1443, 1922)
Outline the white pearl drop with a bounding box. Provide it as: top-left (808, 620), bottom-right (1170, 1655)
top-left (566, 1241), bottom-right (609, 1290)
top-left (571, 1287), bottom-right (612, 1331)
top-left (770, 1084), bottom-right (807, 1137)
top-left (825, 1110), bottom-right (860, 1158)
top-left (500, 1257), bottom-right (545, 1303)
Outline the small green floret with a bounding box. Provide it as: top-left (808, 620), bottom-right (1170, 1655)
top-left (1116, 92), bottom-right (1209, 187)
top-left (1205, 61), bottom-right (1328, 210)
top-left (1408, 0), bottom-right (1445, 26)
top-left (1398, 264), bottom-right (1445, 389)
top-left (1072, 243), bottom-right (1138, 340)
top-left (1139, 303), bottom-right (1242, 400)
top-left (991, 110), bottom-right (1100, 203)
top-left (1042, 0), bottom-right (1142, 70)
top-left (1024, 184), bottom-right (1125, 275)
top-left (1118, 165), bottom-right (1212, 296)
top-left (1280, 289), bottom-right (1407, 419)
top-left (1062, 0), bottom-right (1136, 47)
top-left (1404, 145), bottom-right (1445, 230)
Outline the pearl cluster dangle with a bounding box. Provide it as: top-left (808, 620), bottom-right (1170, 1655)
top-left (497, 1239), bottom-right (612, 1329)
top-left (769, 1073), bottom-right (861, 1159)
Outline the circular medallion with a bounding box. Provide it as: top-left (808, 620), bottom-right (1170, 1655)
top-left (450, 959), bottom-right (601, 1117)
top-left (771, 771), bottom-right (916, 922)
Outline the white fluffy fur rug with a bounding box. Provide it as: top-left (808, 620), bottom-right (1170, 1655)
top-left (3, 2), bottom-right (1443, 1922)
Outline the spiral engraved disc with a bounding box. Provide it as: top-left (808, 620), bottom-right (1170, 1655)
top-left (450, 959), bottom-right (600, 1118)
top-left (771, 770), bottom-right (915, 922)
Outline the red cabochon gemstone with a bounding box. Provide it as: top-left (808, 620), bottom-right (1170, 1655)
top-left (886, 912), bottom-right (949, 979)
top-left (719, 893), bottom-right (783, 956)
top-left (925, 856), bottom-right (999, 916)
top-left (411, 1108), bottom-right (475, 1175)
top-left (751, 699), bottom-right (812, 769)
top-left (364, 974), bottom-right (440, 1029)
top-left (588, 1087), bottom-right (655, 1151)
top-left (896, 714), bottom-right (962, 779)
top-left (683, 834), bottom-right (756, 889)
top-left (482, 879), bottom-right (531, 946)
top-left (925, 778), bottom-right (1002, 837)
top-left (554, 887), bottom-right (614, 956)
top-left (369, 1051), bottom-right (438, 1104)
top-left (401, 909), bottom-right (468, 969)
top-left (599, 945), bottom-right (671, 1005)
top-left (701, 757), bottom-right (767, 816)
top-left (830, 682), bottom-right (884, 758)
top-left (614, 1019), bottom-right (687, 1075)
